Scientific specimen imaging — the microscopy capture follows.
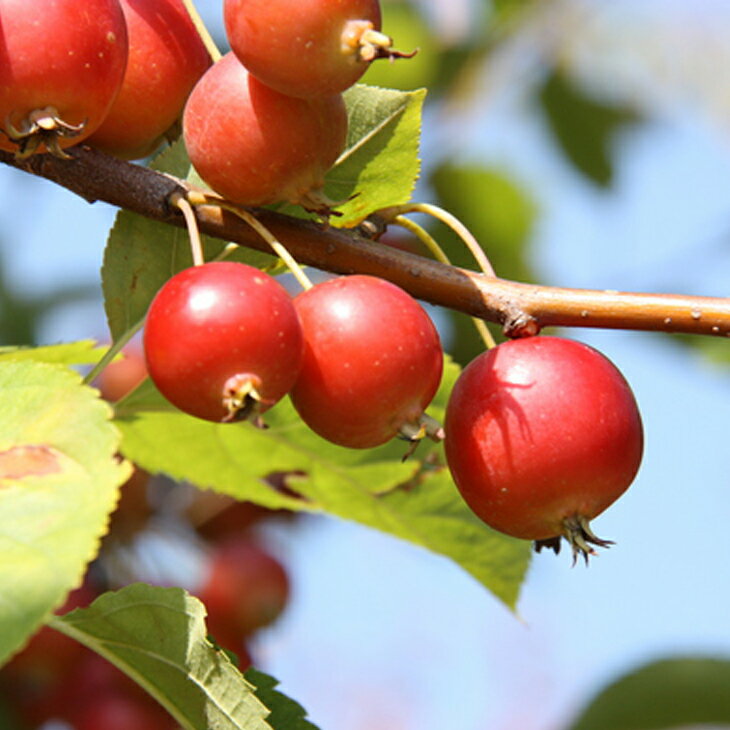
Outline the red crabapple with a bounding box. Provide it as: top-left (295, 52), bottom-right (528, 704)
top-left (198, 537), bottom-right (290, 640)
top-left (86, 0), bottom-right (211, 160)
top-left (224, 0), bottom-right (399, 98)
top-left (143, 262), bottom-right (303, 423)
top-left (290, 275), bottom-right (443, 449)
top-left (183, 53), bottom-right (347, 208)
top-left (0, 0), bottom-right (128, 157)
top-left (444, 336), bottom-right (643, 562)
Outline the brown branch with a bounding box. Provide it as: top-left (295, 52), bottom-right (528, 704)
top-left (2, 145), bottom-right (729, 338)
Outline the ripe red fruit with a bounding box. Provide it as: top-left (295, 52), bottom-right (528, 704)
top-left (191, 491), bottom-right (294, 543)
top-left (60, 653), bottom-right (177, 730)
top-left (143, 262), bottom-right (304, 422)
top-left (71, 692), bottom-right (175, 730)
top-left (224, 0), bottom-right (393, 98)
top-left (444, 336), bottom-right (643, 561)
top-left (96, 345), bottom-right (148, 402)
top-left (183, 52), bottom-right (347, 207)
top-left (290, 275), bottom-right (443, 449)
top-left (86, 0), bottom-right (211, 160)
top-left (198, 537), bottom-right (290, 640)
top-left (0, 0), bottom-right (128, 157)
top-left (0, 582), bottom-right (98, 727)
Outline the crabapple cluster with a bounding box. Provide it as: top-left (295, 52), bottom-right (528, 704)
top-left (143, 264), bottom-right (445, 450)
top-left (182, 0), bottom-right (403, 207)
top-left (0, 0), bottom-right (210, 160)
top-left (0, 0), bottom-right (644, 562)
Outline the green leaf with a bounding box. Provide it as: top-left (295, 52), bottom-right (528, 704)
top-left (0, 360), bottom-right (130, 665)
top-left (568, 657), bottom-right (730, 730)
top-left (115, 357), bottom-right (530, 608)
top-left (538, 68), bottom-right (640, 187)
top-left (380, 467), bottom-right (529, 606)
top-left (244, 668), bottom-right (320, 730)
top-left (325, 85), bottom-right (426, 226)
top-left (0, 340), bottom-right (109, 366)
top-left (150, 136), bottom-right (195, 178)
top-left (50, 583), bottom-right (287, 730)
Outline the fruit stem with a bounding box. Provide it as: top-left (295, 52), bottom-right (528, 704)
top-left (390, 212), bottom-right (498, 350)
top-left (349, 23), bottom-right (418, 63)
top-left (180, 0), bottom-right (221, 62)
top-left (170, 193), bottom-right (205, 266)
top-left (391, 214), bottom-right (449, 263)
top-left (379, 202), bottom-right (498, 277)
top-left (187, 191), bottom-right (314, 291)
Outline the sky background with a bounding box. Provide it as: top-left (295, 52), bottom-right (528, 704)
top-left (1, 1), bottom-right (729, 729)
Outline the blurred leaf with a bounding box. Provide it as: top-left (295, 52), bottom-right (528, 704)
top-left (244, 668), bottom-right (320, 730)
top-left (0, 248), bottom-right (98, 347)
top-left (568, 657), bottom-right (730, 730)
top-left (114, 357), bottom-right (530, 608)
top-left (0, 360), bottom-right (130, 665)
top-left (431, 163), bottom-right (537, 280)
top-left (51, 583), bottom-right (290, 730)
top-left (325, 85), bottom-right (425, 226)
top-left (538, 69), bottom-right (640, 187)
top-left (671, 334), bottom-right (730, 366)
top-left (0, 340), bottom-right (108, 366)
top-left (361, 2), bottom-right (441, 92)
top-left (492, 0), bottom-right (532, 18)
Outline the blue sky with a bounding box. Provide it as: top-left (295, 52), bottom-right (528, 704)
top-left (0, 2), bottom-right (728, 729)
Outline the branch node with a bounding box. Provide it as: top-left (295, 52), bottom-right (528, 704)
top-left (503, 311), bottom-right (540, 339)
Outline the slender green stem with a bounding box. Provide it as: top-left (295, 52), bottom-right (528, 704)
top-left (390, 214), bottom-right (497, 349)
top-left (171, 193), bottom-right (205, 266)
top-left (82, 323), bottom-right (143, 386)
top-left (392, 215), bottom-right (450, 264)
top-left (180, 0), bottom-right (222, 63)
top-left (186, 191), bottom-right (314, 291)
top-left (381, 202), bottom-right (498, 277)
top-left (210, 242), bottom-right (239, 262)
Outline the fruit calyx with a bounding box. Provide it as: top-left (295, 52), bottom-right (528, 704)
top-left (398, 413), bottom-right (445, 460)
top-left (222, 373), bottom-right (270, 427)
top-left (295, 188), bottom-right (345, 218)
top-left (342, 21), bottom-right (417, 64)
top-left (534, 514), bottom-right (615, 566)
top-left (4, 106), bottom-right (86, 159)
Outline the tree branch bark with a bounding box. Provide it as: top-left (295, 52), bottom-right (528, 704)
top-left (2, 145), bottom-right (729, 338)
